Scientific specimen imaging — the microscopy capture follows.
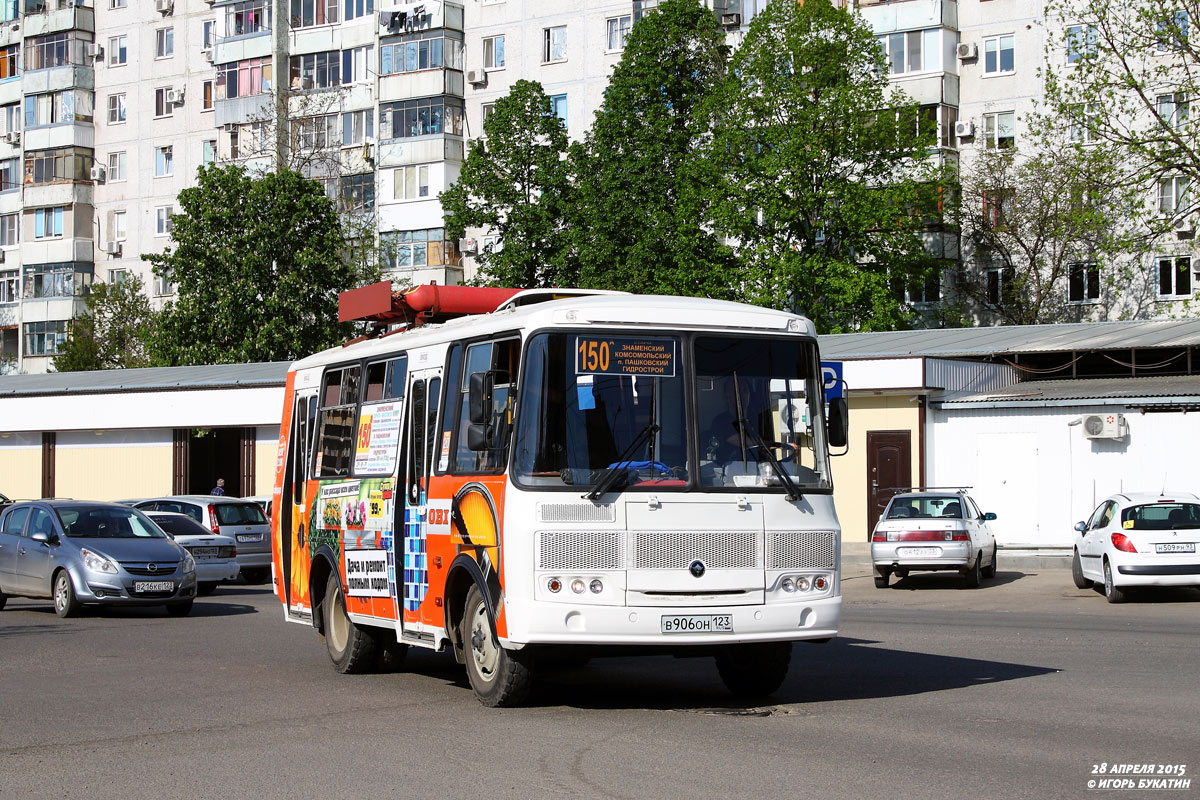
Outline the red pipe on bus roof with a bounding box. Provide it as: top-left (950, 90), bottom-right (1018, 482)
top-left (338, 281), bottom-right (521, 327)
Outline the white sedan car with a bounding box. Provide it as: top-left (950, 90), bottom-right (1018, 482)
top-left (870, 490), bottom-right (998, 589)
top-left (146, 512), bottom-right (239, 596)
top-left (1072, 492), bottom-right (1200, 603)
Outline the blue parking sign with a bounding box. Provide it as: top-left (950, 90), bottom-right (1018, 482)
top-left (821, 361), bottom-right (843, 402)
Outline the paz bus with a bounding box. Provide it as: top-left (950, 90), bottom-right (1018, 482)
top-left (270, 283), bottom-right (849, 706)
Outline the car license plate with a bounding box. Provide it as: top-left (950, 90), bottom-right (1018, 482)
top-left (661, 614), bottom-right (733, 634)
top-left (190, 547), bottom-right (219, 557)
top-left (1155, 542), bottom-right (1196, 553)
top-left (236, 534), bottom-right (261, 543)
top-left (134, 580), bottom-right (175, 593)
top-left (899, 547), bottom-right (941, 558)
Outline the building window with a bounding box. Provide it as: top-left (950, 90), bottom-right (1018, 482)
top-left (108, 35), bottom-right (127, 66)
top-left (229, 130), bottom-right (240, 159)
top-left (340, 172), bottom-right (374, 211)
top-left (25, 147), bottom-right (92, 184)
top-left (108, 93), bottom-right (126, 124)
top-left (1069, 262), bottom-right (1100, 303)
top-left (155, 145), bottom-right (174, 177)
top-left (1157, 10), bottom-right (1189, 51)
top-left (607, 16), bottom-right (631, 51)
top-left (542, 25), bottom-right (566, 63)
top-left (877, 28), bottom-right (940, 75)
top-left (342, 45), bottom-right (373, 84)
top-left (984, 34), bottom-right (1015, 75)
top-left (226, 0), bottom-right (272, 36)
top-left (379, 30), bottom-right (463, 76)
top-left (34, 207), bottom-right (64, 239)
top-left (983, 189), bottom-right (1013, 229)
top-left (0, 212), bottom-right (16, 246)
top-left (481, 102), bottom-right (496, 126)
top-left (1157, 92), bottom-right (1189, 129)
top-left (1158, 176), bottom-right (1190, 215)
top-left (549, 93), bottom-right (567, 124)
top-left (108, 268), bottom-right (127, 284)
top-left (202, 139), bottom-right (217, 167)
top-left (202, 80), bottom-right (214, 111)
top-left (983, 111), bottom-right (1015, 149)
top-left (0, 44), bottom-right (17, 80)
top-left (112, 209), bottom-right (127, 241)
top-left (24, 89), bottom-right (92, 128)
top-left (341, 109), bottom-right (373, 146)
top-left (155, 87), bottom-right (174, 118)
top-left (217, 57), bottom-right (273, 100)
top-left (384, 228), bottom-right (455, 270)
top-left (25, 33), bottom-right (90, 72)
top-left (1066, 24), bottom-right (1097, 63)
top-left (23, 263), bottom-right (90, 298)
top-left (157, 28), bottom-right (175, 58)
top-left (343, 0), bottom-right (373, 21)
top-left (0, 269), bottom-right (17, 304)
top-left (110, 0), bottom-right (127, 7)
top-left (0, 157), bottom-right (17, 191)
top-left (986, 266), bottom-right (1014, 306)
top-left (290, 0), bottom-right (338, 28)
top-left (293, 114), bottom-right (337, 150)
top-left (289, 51), bottom-right (340, 89)
top-left (381, 96), bottom-right (464, 139)
top-left (2, 103), bottom-right (18, 135)
top-left (203, 20), bottom-right (215, 50)
top-left (108, 151), bottom-right (127, 182)
top-left (23, 320), bottom-right (69, 356)
top-left (154, 270), bottom-right (176, 296)
top-left (1069, 103), bottom-right (1098, 143)
top-left (155, 206), bottom-right (173, 236)
top-left (393, 164), bottom-right (429, 200)
top-left (1158, 255), bottom-right (1192, 297)
top-left (483, 35), bottom-right (505, 68)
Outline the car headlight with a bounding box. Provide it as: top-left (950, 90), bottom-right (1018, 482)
top-left (81, 548), bottom-right (118, 574)
top-left (179, 550), bottom-right (196, 574)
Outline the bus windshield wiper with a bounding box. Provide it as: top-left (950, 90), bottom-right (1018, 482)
top-left (733, 417), bottom-right (802, 501)
top-left (584, 422), bottom-right (660, 501)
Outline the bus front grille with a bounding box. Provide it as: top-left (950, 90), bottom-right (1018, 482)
top-left (537, 530), bottom-right (624, 570)
top-left (768, 530), bottom-right (837, 570)
top-left (631, 530), bottom-right (758, 570)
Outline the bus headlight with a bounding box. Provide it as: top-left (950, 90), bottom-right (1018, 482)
top-left (571, 579), bottom-right (586, 594)
top-left (548, 578), bottom-right (562, 593)
top-left (589, 579), bottom-right (603, 594)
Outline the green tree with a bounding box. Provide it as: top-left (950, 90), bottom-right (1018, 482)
top-left (148, 165), bottom-right (359, 365)
top-left (570, 0), bottom-right (737, 298)
top-left (441, 79), bottom-right (575, 287)
top-left (53, 275), bottom-right (157, 371)
top-left (702, 0), bottom-right (943, 332)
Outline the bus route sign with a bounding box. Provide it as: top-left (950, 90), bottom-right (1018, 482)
top-left (575, 336), bottom-right (676, 377)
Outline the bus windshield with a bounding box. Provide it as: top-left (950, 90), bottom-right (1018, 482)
top-left (513, 332), bottom-right (832, 493)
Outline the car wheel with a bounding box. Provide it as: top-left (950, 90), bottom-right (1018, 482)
top-left (53, 570), bottom-right (81, 618)
top-left (166, 600), bottom-right (194, 616)
top-left (1071, 548), bottom-right (1093, 589)
top-left (323, 573), bottom-right (379, 674)
top-left (197, 582), bottom-right (218, 596)
top-left (715, 642), bottom-right (792, 698)
top-left (874, 570), bottom-right (890, 589)
top-left (461, 583), bottom-right (535, 707)
top-left (1103, 560), bottom-right (1128, 604)
top-left (981, 543), bottom-right (998, 579)
top-left (962, 555), bottom-right (982, 589)
top-left (0, 583), bottom-right (7, 611)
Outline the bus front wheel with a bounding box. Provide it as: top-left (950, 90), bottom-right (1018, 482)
top-left (715, 642), bottom-right (792, 698)
top-left (461, 584), bottom-right (534, 707)
top-left (323, 574), bottom-right (379, 674)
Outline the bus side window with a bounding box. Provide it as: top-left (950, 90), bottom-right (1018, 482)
top-left (451, 337), bottom-right (519, 474)
top-left (292, 396), bottom-right (309, 504)
top-left (426, 378), bottom-right (441, 478)
top-left (438, 344), bottom-right (463, 474)
top-left (314, 365), bottom-right (361, 478)
top-left (408, 379), bottom-right (426, 503)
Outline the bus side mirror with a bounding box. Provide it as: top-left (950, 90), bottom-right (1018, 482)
top-left (468, 371), bottom-right (492, 425)
top-left (467, 422), bottom-right (491, 451)
top-left (826, 397), bottom-right (849, 448)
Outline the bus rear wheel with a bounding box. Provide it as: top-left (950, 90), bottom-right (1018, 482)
top-left (461, 584), bottom-right (534, 707)
top-left (323, 573), bottom-right (378, 673)
top-left (715, 642), bottom-right (792, 698)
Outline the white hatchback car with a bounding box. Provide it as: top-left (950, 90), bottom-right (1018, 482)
top-left (145, 512), bottom-right (240, 596)
top-left (871, 490), bottom-right (998, 589)
top-left (1072, 492), bottom-right (1200, 603)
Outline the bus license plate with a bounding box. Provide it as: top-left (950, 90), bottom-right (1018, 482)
top-left (661, 614), bottom-right (733, 634)
top-left (1156, 542), bottom-right (1196, 553)
top-left (134, 581), bottom-right (174, 593)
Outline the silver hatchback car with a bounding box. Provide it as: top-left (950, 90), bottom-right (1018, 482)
top-left (871, 490), bottom-right (999, 589)
top-left (0, 500), bottom-right (198, 617)
top-left (134, 496), bottom-right (271, 583)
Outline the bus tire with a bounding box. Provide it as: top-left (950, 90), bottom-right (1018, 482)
top-left (323, 573), bottom-right (378, 674)
top-left (715, 642), bottom-right (792, 698)
top-left (461, 583), bottom-right (534, 707)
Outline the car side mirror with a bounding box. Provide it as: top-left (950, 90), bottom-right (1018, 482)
top-left (31, 531), bottom-right (56, 544)
top-left (826, 397), bottom-right (848, 448)
top-left (1073, 521), bottom-right (1087, 532)
top-left (984, 512), bottom-right (996, 521)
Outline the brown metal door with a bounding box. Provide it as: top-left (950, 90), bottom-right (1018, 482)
top-left (866, 431), bottom-right (911, 539)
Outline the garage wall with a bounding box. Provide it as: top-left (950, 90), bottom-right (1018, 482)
top-left (832, 395), bottom-right (922, 542)
top-left (0, 432), bottom-right (42, 500)
top-left (55, 430), bottom-right (173, 502)
top-left (254, 425), bottom-right (281, 496)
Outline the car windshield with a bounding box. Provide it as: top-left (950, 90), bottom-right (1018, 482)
top-left (887, 496), bottom-right (963, 519)
top-left (1121, 502), bottom-right (1200, 530)
top-left (512, 332), bottom-right (831, 492)
top-left (149, 514), bottom-right (211, 537)
top-left (56, 506), bottom-right (167, 538)
top-left (215, 503), bottom-right (267, 525)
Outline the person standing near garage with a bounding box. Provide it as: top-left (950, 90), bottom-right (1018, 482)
top-left (210, 478), bottom-right (226, 496)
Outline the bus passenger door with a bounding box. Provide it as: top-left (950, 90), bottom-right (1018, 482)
top-left (283, 387), bottom-right (318, 618)
top-left (398, 369), bottom-right (441, 629)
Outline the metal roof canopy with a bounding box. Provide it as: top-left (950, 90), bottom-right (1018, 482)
top-left (0, 362), bottom-right (290, 399)
top-left (935, 374), bottom-right (1200, 410)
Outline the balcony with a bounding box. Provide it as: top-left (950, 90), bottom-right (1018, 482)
top-left (214, 94), bottom-right (272, 128)
top-left (21, 2), bottom-right (95, 36)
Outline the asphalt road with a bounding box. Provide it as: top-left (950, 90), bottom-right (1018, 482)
top-left (1, 567), bottom-right (1197, 800)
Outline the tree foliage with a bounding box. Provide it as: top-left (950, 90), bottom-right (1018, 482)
top-left (147, 165), bottom-right (360, 365)
top-left (441, 79), bottom-right (575, 287)
top-left (570, 0), bottom-right (738, 298)
top-left (53, 275), bottom-right (157, 372)
top-left (702, 0), bottom-right (943, 332)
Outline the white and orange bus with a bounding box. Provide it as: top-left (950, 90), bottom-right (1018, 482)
top-left (271, 284), bottom-right (848, 706)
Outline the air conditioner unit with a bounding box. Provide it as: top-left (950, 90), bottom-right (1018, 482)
top-left (103, 240), bottom-right (122, 256)
top-left (1174, 217), bottom-right (1193, 232)
top-left (957, 42), bottom-right (977, 60)
top-left (166, 88), bottom-right (184, 105)
top-left (4, 131), bottom-right (19, 146)
top-left (222, 122), bottom-right (239, 132)
top-left (954, 119), bottom-right (975, 138)
top-left (155, 0), bottom-right (173, 13)
top-left (86, 42), bottom-right (103, 60)
top-left (1082, 413), bottom-right (1128, 440)
top-left (466, 68), bottom-right (486, 86)
top-left (203, 48), bottom-right (214, 63)
top-left (459, 237), bottom-right (477, 254)
top-left (90, 164), bottom-right (106, 183)
top-left (720, 12), bottom-right (741, 28)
